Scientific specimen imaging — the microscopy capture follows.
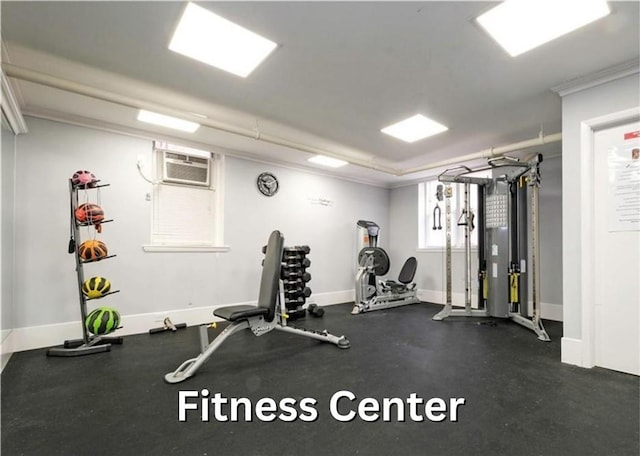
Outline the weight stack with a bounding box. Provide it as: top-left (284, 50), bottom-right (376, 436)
top-left (281, 245), bottom-right (312, 320)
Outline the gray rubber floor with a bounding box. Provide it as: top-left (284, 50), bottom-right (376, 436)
top-left (2, 302), bottom-right (638, 456)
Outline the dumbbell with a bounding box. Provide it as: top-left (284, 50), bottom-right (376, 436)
top-left (286, 308), bottom-right (307, 321)
top-left (284, 245), bottom-right (310, 254)
top-left (285, 296), bottom-right (306, 305)
top-left (283, 280), bottom-right (305, 289)
top-left (284, 287), bottom-right (312, 298)
top-left (283, 285), bottom-right (304, 293)
top-left (264, 245), bottom-right (311, 255)
top-left (285, 258), bottom-right (311, 268)
top-left (262, 244), bottom-right (302, 255)
top-left (282, 271), bottom-right (311, 282)
top-left (307, 303), bottom-right (325, 317)
top-left (282, 252), bottom-right (306, 261)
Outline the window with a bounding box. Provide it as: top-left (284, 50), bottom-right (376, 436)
top-left (143, 141), bottom-right (227, 252)
top-left (418, 179), bottom-right (480, 250)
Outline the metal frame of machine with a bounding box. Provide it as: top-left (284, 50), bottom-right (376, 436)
top-left (352, 220), bottom-right (419, 314)
top-left (432, 155), bottom-right (550, 341)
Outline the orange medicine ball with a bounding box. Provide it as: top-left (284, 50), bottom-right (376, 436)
top-left (75, 203), bottom-right (104, 225)
top-left (78, 239), bottom-right (108, 261)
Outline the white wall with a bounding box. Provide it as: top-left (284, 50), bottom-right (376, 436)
top-left (538, 155), bottom-right (563, 311)
top-left (560, 73), bottom-right (639, 363)
top-left (388, 154), bottom-right (563, 315)
top-left (224, 156), bottom-right (389, 299)
top-left (1, 123), bottom-right (16, 335)
top-left (8, 117), bottom-right (389, 348)
top-left (1, 122), bottom-right (17, 369)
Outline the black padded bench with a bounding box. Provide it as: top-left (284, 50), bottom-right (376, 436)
top-left (165, 230), bottom-right (349, 384)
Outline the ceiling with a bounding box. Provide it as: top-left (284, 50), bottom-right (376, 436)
top-left (2, 1), bottom-right (639, 186)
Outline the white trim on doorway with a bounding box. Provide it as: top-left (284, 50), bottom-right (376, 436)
top-left (571, 106), bottom-right (640, 369)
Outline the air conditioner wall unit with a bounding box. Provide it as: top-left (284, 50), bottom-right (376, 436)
top-left (162, 150), bottom-right (211, 187)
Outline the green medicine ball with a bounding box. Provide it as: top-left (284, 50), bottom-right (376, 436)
top-left (85, 307), bottom-right (121, 335)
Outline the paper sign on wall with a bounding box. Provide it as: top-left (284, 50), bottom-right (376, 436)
top-left (607, 133), bottom-right (640, 232)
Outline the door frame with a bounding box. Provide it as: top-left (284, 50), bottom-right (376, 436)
top-left (579, 106), bottom-right (640, 368)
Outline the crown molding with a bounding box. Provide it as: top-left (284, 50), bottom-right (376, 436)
top-left (552, 58), bottom-right (640, 97)
top-left (1, 37), bottom-right (28, 134)
top-left (1, 70), bottom-right (28, 134)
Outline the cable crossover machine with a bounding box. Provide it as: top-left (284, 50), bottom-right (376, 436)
top-left (432, 154), bottom-right (550, 341)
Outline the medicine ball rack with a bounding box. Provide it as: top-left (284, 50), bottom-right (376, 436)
top-left (47, 179), bottom-right (122, 357)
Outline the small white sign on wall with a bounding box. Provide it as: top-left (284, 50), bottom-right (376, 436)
top-left (607, 130), bottom-right (640, 232)
top-left (308, 197), bottom-right (334, 207)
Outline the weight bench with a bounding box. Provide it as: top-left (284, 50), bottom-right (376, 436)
top-left (165, 230), bottom-right (350, 384)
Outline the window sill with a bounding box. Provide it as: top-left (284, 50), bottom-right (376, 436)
top-left (142, 245), bottom-right (231, 253)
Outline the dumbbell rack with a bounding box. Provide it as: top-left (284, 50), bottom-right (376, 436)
top-left (46, 179), bottom-right (122, 357)
top-left (281, 245), bottom-right (312, 320)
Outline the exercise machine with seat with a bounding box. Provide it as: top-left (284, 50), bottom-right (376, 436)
top-left (165, 230), bottom-right (350, 384)
top-left (352, 220), bottom-right (419, 314)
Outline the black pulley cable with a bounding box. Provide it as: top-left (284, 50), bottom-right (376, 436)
top-left (433, 184), bottom-right (443, 230)
top-left (433, 204), bottom-right (442, 230)
top-left (68, 185), bottom-right (75, 254)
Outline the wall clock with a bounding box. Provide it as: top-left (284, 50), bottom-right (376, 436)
top-left (257, 172), bottom-right (279, 197)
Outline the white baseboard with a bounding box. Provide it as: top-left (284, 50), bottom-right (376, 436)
top-left (0, 288), bottom-right (561, 366)
top-left (1, 306), bottom-right (224, 357)
top-left (1, 329), bottom-right (14, 371)
top-left (0, 329), bottom-right (11, 344)
top-left (418, 289), bottom-right (444, 304)
top-left (418, 289), bottom-right (479, 309)
top-left (1, 329), bottom-right (13, 371)
top-left (522, 300), bottom-right (563, 322)
top-left (308, 290), bottom-right (354, 307)
top-left (540, 302), bottom-right (563, 322)
top-left (0, 351), bottom-right (12, 372)
top-left (0, 290), bottom-right (354, 358)
top-left (561, 337), bottom-right (585, 367)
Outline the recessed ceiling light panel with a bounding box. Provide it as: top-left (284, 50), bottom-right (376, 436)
top-left (137, 110), bottom-right (200, 133)
top-left (381, 114), bottom-right (448, 143)
top-left (308, 155), bottom-right (349, 168)
top-left (169, 2), bottom-right (277, 77)
top-left (477, 0), bottom-right (611, 57)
